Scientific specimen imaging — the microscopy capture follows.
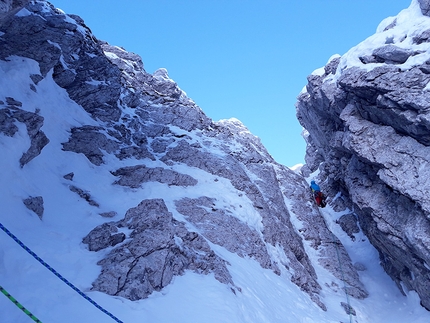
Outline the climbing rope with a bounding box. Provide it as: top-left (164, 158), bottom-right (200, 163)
top-left (0, 285), bottom-right (42, 322)
top-left (320, 215), bottom-right (354, 323)
top-left (332, 238), bottom-right (353, 323)
top-left (0, 222), bottom-right (124, 323)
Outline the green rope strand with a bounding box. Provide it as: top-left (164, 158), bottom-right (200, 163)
top-left (0, 285), bottom-right (42, 323)
top-left (0, 222), bottom-right (123, 323)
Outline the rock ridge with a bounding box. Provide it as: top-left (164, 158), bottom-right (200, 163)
top-left (296, 2), bottom-right (430, 310)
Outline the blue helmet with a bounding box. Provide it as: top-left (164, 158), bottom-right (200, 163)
top-left (311, 180), bottom-right (316, 184)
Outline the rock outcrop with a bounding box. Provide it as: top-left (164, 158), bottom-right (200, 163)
top-left (23, 196), bottom-right (44, 219)
top-left (0, 98), bottom-right (49, 167)
top-left (297, 0), bottom-right (430, 310)
top-left (83, 198), bottom-right (236, 300)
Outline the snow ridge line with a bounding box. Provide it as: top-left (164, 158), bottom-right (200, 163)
top-left (0, 285), bottom-right (42, 323)
top-left (0, 222), bottom-right (124, 323)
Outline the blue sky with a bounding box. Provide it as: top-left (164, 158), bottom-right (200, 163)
top-left (52, 0), bottom-right (410, 166)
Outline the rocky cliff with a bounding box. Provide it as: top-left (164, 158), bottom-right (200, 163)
top-left (0, 0), bottom-right (369, 316)
top-left (3, 0), bottom-right (430, 321)
top-left (297, 0), bottom-right (430, 310)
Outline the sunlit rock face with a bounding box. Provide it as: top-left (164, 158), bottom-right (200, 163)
top-left (0, 0), bottom-right (368, 311)
top-left (296, 1), bottom-right (430, 310)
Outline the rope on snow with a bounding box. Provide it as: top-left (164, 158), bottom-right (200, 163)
top-left (0, 285), bottom-right (42, 323)
top-left (332, 235), bottom-right (354, 323)
top-left (320, 215), bottom-right (354, 323)
top-left (0, 222), bottom-right (124, 323)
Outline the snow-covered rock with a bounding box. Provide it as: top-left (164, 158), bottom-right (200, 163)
top-left (1, 0), bottom-right (429, 322)
top-left (297, 0), bottom-right (430, 311)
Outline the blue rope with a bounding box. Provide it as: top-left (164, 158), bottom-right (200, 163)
top-left (0, 222), bottom-right (124, 323)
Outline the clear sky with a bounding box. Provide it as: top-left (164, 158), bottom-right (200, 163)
top-left (51, 0), bottom-right (411, 167)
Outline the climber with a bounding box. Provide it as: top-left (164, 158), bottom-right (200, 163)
top-left (310, 180), bottom-right (326, 208)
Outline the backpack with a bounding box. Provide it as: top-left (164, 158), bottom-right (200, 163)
top-left (314, 191), bottom-right (326, 208)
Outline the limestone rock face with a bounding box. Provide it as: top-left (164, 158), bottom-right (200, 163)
top-left (296, 3), bottom-right (430, 310)
top-left (419, 0), bottom-right (430, 16)
top-left (0, 0), bottom-right (30, 15)
top-left (0, 1), bottom-right (122, 122)
top-left (84, 199), bottom-right (236, 301)
top-left (111, 165), bottom-right (198, 188)
top-left (23, 196), bottom-right (44, 219)
top-left (0, 98), bottom-right (49, 167)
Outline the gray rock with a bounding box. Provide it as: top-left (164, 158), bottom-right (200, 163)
top-left (0, 107), bottom-right (49, 166)
top-left (83, 222), bottom-right (125, 251)
top-left (383, 19), bottom-right (397, 32)
top-left (86, 199), bottom-right (235, 300)
top-left (63, 172), bottom-right (74, 181)
top-left (0, 0), bottom-right (29, 15)
top-left (372, 45), bottom-right (412, 64)
top-left (150, 138), bottom-right (174, 153)
top-left (99, 211), bottom-right (117, 218)
top-left (419, 0), bottom-right (430, 16)
top-left (23, 196), bottom-right (44, 219)
top-left (413, 29), bottom-right (430, 44)
top-left (336, 214), bottom-right (360, 241)
top-left (19, 129), bottom-right (49, 167)
top-left (354, 262), bottom-right (366, 271)
top-left (30, 74), bottom-right (43, 85)
top-left (359, 55), bottom-right (379, 64)
top-left (62, 126), bottom-right (119, 166)
top-left (69, 185), bottom-right (99, 207)
top-left (6, 97), bottom-right (22, 107)
top-left (175, 196), bottom-right (273, 270)
top-left (0, 1), bottom-right (122, 122)
top-left (338, 66), bottom-right (430, 146)
top-left (111, 165), bottom-right (198, 188)
top-left (0, 108), bottom-right (18, 137)
top-left (340, 302), bottom-right (356, 316)
top-left (13, 109), bottom-right (49, 167)
top-left (115, 146), bottom-right (155, 161)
